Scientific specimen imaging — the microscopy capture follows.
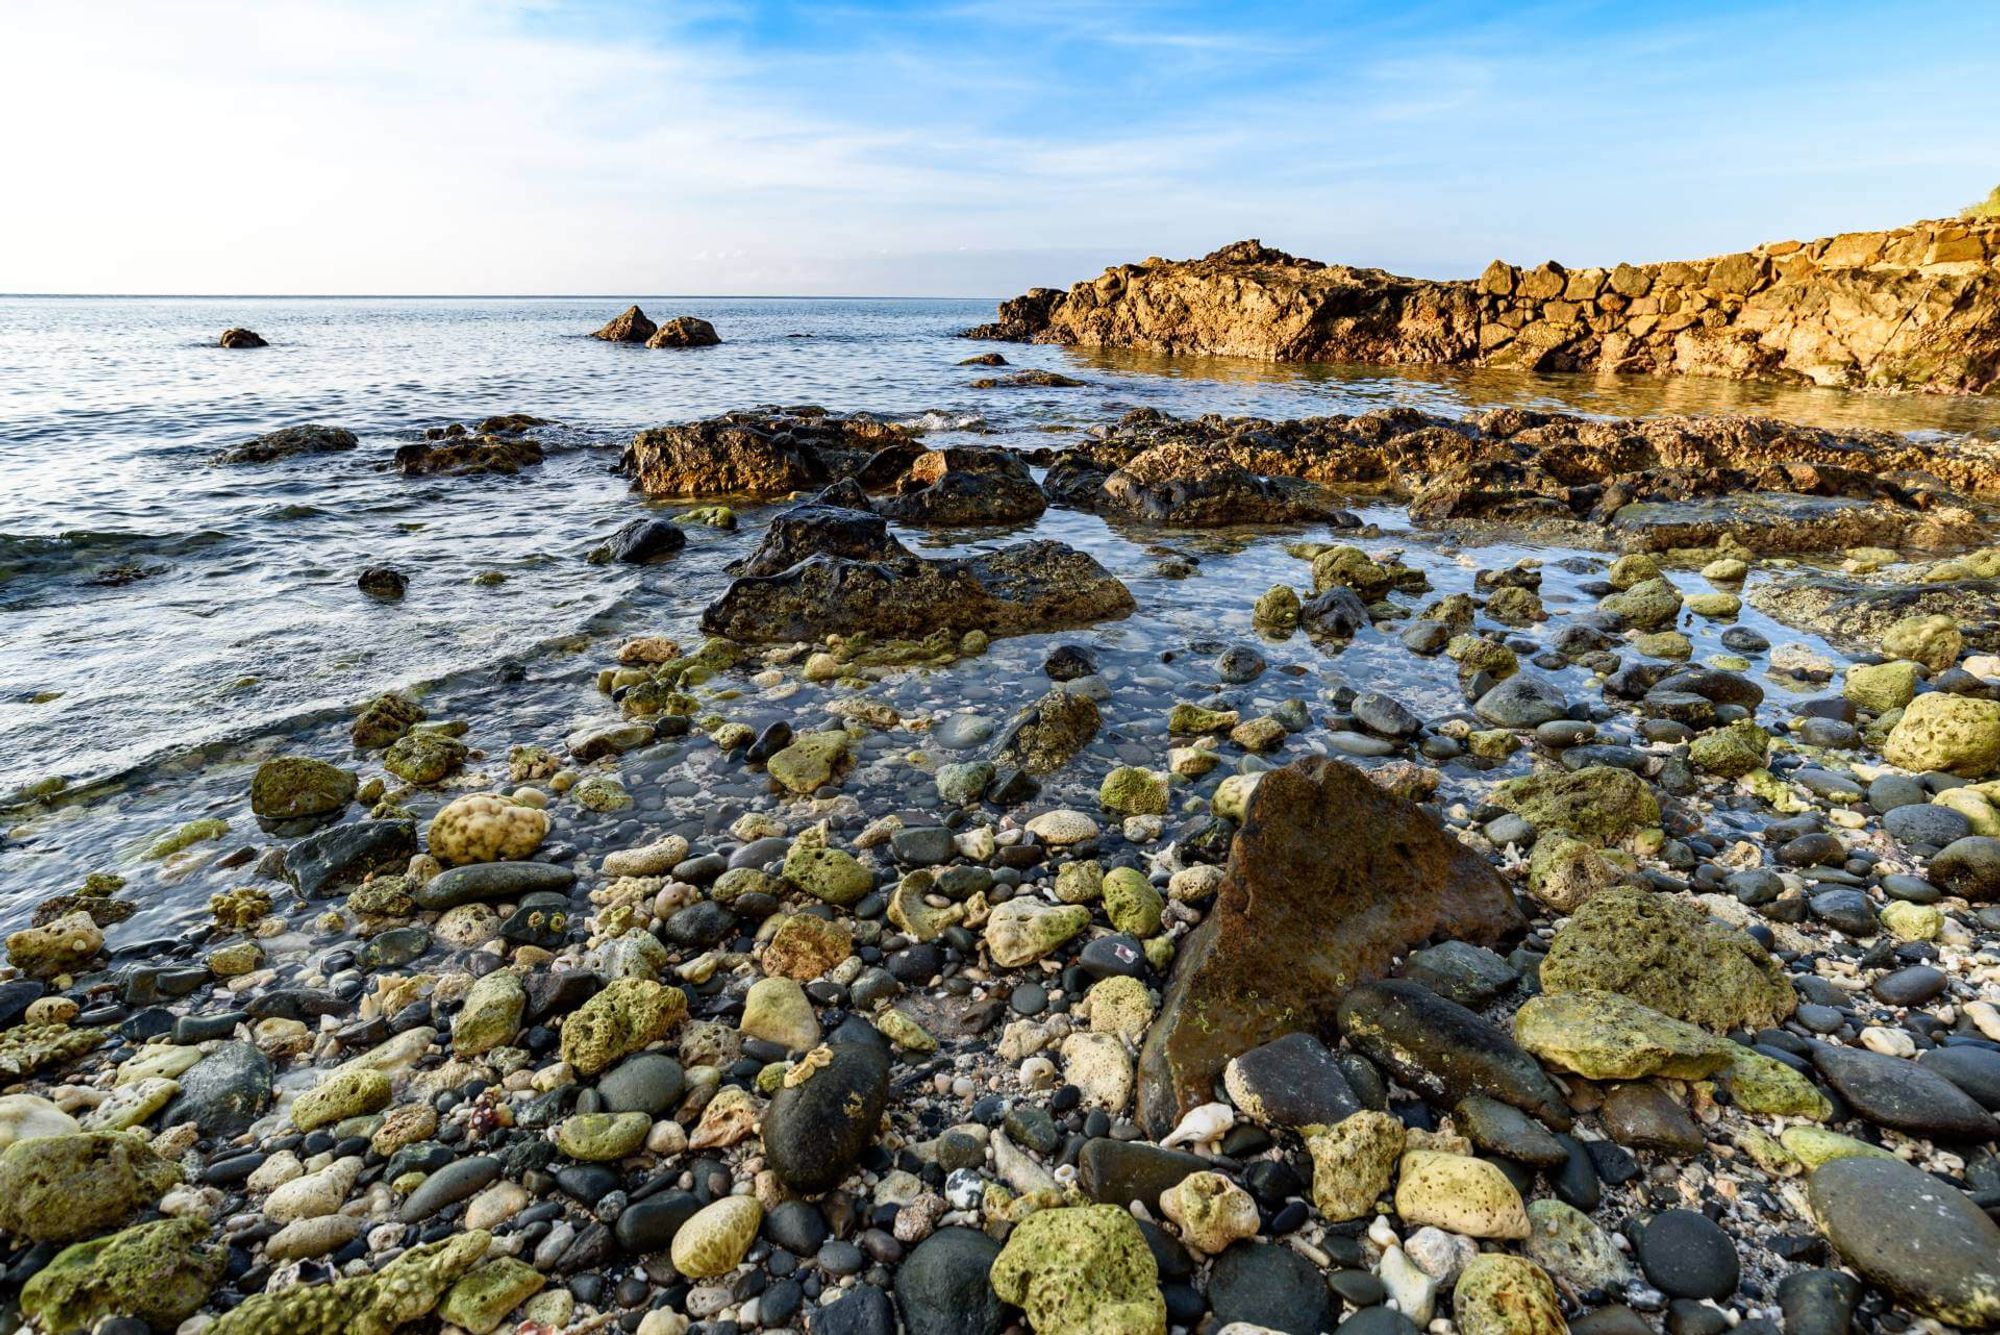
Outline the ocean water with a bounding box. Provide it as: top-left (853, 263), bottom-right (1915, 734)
top-left (5, 294), bottom-right (2000, 933)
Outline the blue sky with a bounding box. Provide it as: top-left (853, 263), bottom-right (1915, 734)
top-left (3, 0), bottom-right (1997, 294)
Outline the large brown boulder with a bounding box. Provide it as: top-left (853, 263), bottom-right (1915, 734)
top-left (625, 420), bottom-right (825, 498)
top-left (1135, 757), bottom-right (1525, 1136)
top-left (1099, 441), bottom-right (1346, 525)
top-left (592, 305), bottom-right (657, 343)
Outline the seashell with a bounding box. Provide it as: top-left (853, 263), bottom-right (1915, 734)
top-left (669, 1195), bottom-right (762, 1278)
top-left (1160, 1100), bottom-right (1234, 1152)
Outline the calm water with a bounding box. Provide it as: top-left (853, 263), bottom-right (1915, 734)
top-left (5, 295), bottom-right (2000, 932)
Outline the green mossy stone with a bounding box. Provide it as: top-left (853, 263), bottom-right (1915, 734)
top-left (1099, 766), bottom-right (1168, 816)
top-left (989, 1204), bottom-right (1166, 1335)
top-left (783, 843), bottom-right (873, 906)
top-left (292, 1068), bottom-right (392, 1131)
top-left (20, 1217), bottom-right (226, 1334)
top-left (1689, 719), bottom-right (1770, 778)
top-left (205, 1231), bottom-right (491, 1335)
top-left (438, 1257), bottom-right (547, 1335)
top-left (560, 978), bottom-right (687, 1075)
top-left (767, 731), bottom-right (851, 794)
top-left (0, 1131), bottom-right (180, 1243)
top-left (1539, 885), bottom-right (1794, 1031)
top-left (1513, 989), bottom-right (1733, 1081)
top-left (553, 1111), bottom-right (651, 1161)
top-left (1491, 766), bottom-right (1660, 845)
top-left (1101, 867), bottom-right (1164, 938)
top-left (249, 756), bottom-right (356, 821)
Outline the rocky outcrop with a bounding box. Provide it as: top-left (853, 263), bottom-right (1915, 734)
top-left (975, 222), bottom-right (2000, 394)
top-left (701, 499), bottom-right (1134, 642)
top-left (1134, 756), bottom-right (1525, 1136)
top-left (218, 328), bottom-right (266, 349)
top-left (1036, 406), bottom-right (1999, 553)
top-left (871, 447), bottom-right (1047, 525)
top-left (592, 305), bottom-right (656, 343)
top-left (392, 435), bottom-right (544, 477)
top-left (646, 316), bottom-right (721, 349)
top-left (212, 424), bottom-right (358, 466)
top-left (621, 411), bottom-right (918, 499)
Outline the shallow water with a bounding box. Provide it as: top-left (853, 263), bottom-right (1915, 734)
top-left (5, 294), bottom-right (1999, 934)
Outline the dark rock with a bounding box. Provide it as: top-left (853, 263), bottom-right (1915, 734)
top-left (212, 423), bottom-right (357, 465)
top-left (1207, 1243), bottom-right (1338, 1335)
top-left (1931, 836), bottom-right (2000, 902)
top-left (1136, 757), bottom-right (1525, 1135)
top-left (893, 1228), bottom-right (1011, 1335)
top-left (1636, 1209), bottom-right (1741, 1300)
top-left (1076, 1138), bottom-right (1207, 1208)
top-left (414, 861), bottom-right (576, 910)
top-left (1223, 1032), bottom-right (1360, 1130)
top-left (1807, 1154), bottom-right (2000, 1328)
top-left (1337, 979), bottom-right (1570, 1130)
top-left (1402, 940), bottom-right (1520, 1007)
top-left (592, 305), bottom-right (656, 343)
top-left (1811, 1043), bottom-right (1996, 1140)
top-left (158, 1041), bottom-right (271, 1135)
top-left (598, 517), bottom-right (687, 564)
top-left (1919, 1046), bottom-right (2000, 1110)
top-left (762, 1042), bottom-right (891, 1193)
top-left (1454, 1094), bottom-right (1567, 1167)
top-left (286, 815), bottom-right (418, 895)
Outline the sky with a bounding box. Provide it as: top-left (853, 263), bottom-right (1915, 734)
top-left (3, 0), bottom-right (1997, 297)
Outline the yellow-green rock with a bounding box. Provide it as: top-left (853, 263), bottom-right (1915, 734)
top-left (990, 1204), bottom-right (1166, 1335)
top-left (20, 1217), bottom-right (226, 1334)
top-left (292, 1067), bottom-right (391, 1131)
top-left (560, 977), bottom-right (687, 1075)
top-left (1845, 661), bottom-right (1920, 714)
top-left (1101, 867), bottom-right (1163, 938)
top-left (439, 1256), bottom-right (546, 1335)
top-left (1881, 614), bottom-right (1962, 672)
top-left (1514, 989), bottom-right (1734, 1080)
top-left (1306, 1110), bottom-right (1405, 1221)
top-left (1100, 766), bottom-right (1168, 816)
top-left (1884, 691), bottom-right (2000, 778)
top-left (1454, 1254), bottom-right (1567, 1335)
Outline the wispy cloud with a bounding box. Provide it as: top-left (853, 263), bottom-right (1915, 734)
top-left (0, 0), bottom-right (1995, 294)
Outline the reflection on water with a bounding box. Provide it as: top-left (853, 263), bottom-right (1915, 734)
top-left (1066, 345), bottom-right (2000, 438)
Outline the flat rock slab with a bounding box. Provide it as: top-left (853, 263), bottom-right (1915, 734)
top-left (1134, 756), bottom-right (1524, 1136)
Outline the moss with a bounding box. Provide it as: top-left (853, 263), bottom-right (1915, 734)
top-left (0, 1131), bottom-right (180, 1243)
top-left (1492, 765), bottom-right (1660, 844)
top-left (144, 817), bottom-right (229, 860)
top-left (21, 1216), bottom-right (225, 1334)
top-left (990, 1205), bottom-right (1165, 1335)
top-left (561, 977), bottom-right (687, 1075)
top-left (206, 1231), bottom-right (491, 1335)
top-left (1099, 766), bottom-right (1168, 816)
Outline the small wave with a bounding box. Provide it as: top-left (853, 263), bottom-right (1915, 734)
top-left (904, 410), bottom-right (989, 433)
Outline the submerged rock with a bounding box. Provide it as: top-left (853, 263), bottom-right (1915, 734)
top-left (591, 304), bottom-right (656, 343)
top-left (645, 315), bottom-right (721, 348)
top-left (1135, 756), bottom-right (1525, 1135)
top-left (212, 423), bottom-right (357, 465)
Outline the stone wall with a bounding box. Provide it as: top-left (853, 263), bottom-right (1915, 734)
top-left (973, 222), bottom-right (2000, 394)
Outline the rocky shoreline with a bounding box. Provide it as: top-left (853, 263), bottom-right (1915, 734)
top-left (2, 394), bottom-right (1999, 1335)
top-left (970, 222), bottom-right (2000, 395)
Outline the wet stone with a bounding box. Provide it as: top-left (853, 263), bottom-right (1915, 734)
top-left (1635, 1209), bottom-right (1740, 1300)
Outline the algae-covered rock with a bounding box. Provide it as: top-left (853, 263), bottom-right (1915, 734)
top-left (989, 1204), bottom-right (1166, 1335)
top-left (20, 1216), bottom-right (226, 1334)
top-left (292, 1067), bottom-right (391, 1130)
top-left (670, 1196), bottom-right (762, 1279)
top-left (427, 792), bottom-right (550, 866)
top-left (1306, 1110), bottom-right (1405, 1222)
top-left (783, 840), bottom-right (874, 905)
top-left (1513, 989), bottom-right (1734, 1080)
top-left (1722, 1048), bottom-right (1833, 1120)
top-left (1844, 660), bottom-right (1920, 714)
top-left (996, 689), bottom-right (1102, 775)
top-left (249, 756), bottom-right (356, 822)
top-left (0, 1131), bottom-right (181, 1242)
top-left (1453, 1254), bottom-right (1567, 1335)
top-left (767, 730), bottom-right (851, 794)
top-left (561, 977), bottom-right (687, 1075)
top-left (1884, 691), bottom-right (2000, 778)
top-left (1491, 766), bottom-right (1660, 844)
top-left (383, 731), bottom-right (466, 785)
top-left (554, 1111), bottom-right (651, 1161)
top-left (206, 1230), bottom-right (491, 1335)
top-left (144, 817), bottom-right (229, 860)
top-left (1600, 576), bottom-right (1682, 630)
top-left (1539, 885), bottom-right (1794, 1031)
top-left (983, 898), bottom-right (1090, 967)
top-left (1394, 1150), bottom-right (1530, 1239)
top-left (1689, 719), bottom-right (1770, 778)
top-left (1254, 584), bottom-right (1301, 628)
top-left (1101, 866), bottom-right (1164, 938)
top-left (1100, 765), bottom-right (1169, 816)
top-left (1525, 835), bottom-right (1620, 912)
top-left (1882, 613), bottom-right (1963, 672)
top-left (6, 910), bottom-right (104, 978)
top-left (438, 1256), bottom-right (546, 1335)
top-left (452, 969), bottom-right (526, 1056)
